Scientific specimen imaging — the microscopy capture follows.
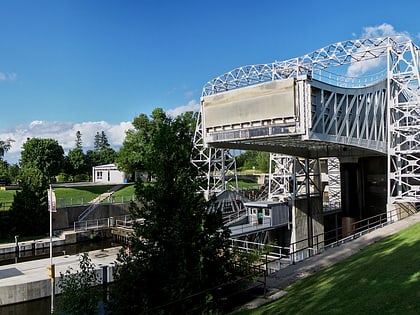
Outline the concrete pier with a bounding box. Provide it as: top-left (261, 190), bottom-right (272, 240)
top-left (0, 247), bottom-right (120, 305)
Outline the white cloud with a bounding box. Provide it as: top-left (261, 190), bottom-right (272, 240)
top-left (0, 72), bottom-right (17, 81)
top-left (0, 120), bottom-right (133, 164)
top-left (166, 99), bottom-right (200, 118)
top-left (1, 99), bottom-right (202, 164)
top-left (347, 23), bottom-right (409, 77)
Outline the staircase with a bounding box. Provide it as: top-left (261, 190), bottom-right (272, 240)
top-left (78, 185), bottom-right (124, 221)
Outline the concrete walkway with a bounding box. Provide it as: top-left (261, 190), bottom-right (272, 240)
top-left (0, 247), bottom-right (120, 305)
top-left (239, 211), bottom-right (420, 310)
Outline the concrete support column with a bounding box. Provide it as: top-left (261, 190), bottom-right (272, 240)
top-left (340, 161), bottom-right (360, 237)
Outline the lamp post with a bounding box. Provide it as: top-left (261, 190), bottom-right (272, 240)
top-left (48, 185), bottom-right (56, 314)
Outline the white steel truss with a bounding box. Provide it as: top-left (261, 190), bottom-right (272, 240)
top-left (309, 79), bottom-right (387, 153)
top-left (202, 36), bottom-right (410, 96)
top-left (191, 109), bottom-right (238, 199)
top-left (197, 36), bottom-right (420, 206)
top-left (326, 157), bottom-right (341, 211)
top-left (268, 153), bottom-right (321, 201)
top-left (387, 39), bottom-right (420, 203)
top-left (268, 154), bottom-right (294, 201)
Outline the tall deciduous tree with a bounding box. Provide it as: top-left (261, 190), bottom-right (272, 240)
top-left (109, 109), bottom-right (235, 314)
top-left (9, 167), bottom-right (49, 236)
top-left (9, 138), bottom-right (64, 236)
top-left (0, 138), bottom-right (12, 160)
top-left (20, 138), bottom-right (65, 182)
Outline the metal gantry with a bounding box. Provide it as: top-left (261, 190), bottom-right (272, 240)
top-left (191, 109), bottom-right (238, 199)
top-left (194, 36), bottom-right (420, 207)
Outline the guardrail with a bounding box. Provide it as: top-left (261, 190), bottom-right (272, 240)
top-left (230, 209), bottom-right (408, 272)
top-left (58, 194), bottom-right (136, 208)
top-left (0, 202), bottom-right (12, 211)
top-left (73, 215), bottom-right (131, 232)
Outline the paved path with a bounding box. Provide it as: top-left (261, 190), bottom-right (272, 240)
top-left (0, 247), bottom-right (120, 305)
top-left (0, 247), bottom-right (119, 286)
top-left (240, 211), bottom-right (420, 310)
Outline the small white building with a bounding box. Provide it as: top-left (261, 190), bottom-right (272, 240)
top-left (92, 163), bottom-right (127, 183)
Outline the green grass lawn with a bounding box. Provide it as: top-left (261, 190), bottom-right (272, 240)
top-left (111, 183), bottom-right (135, 197)
top-left (234, 222), bottom-right (420, 315)
top-left (0, 190), bottom-right (16, 210)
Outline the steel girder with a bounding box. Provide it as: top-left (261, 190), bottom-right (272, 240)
top-left (268, 153), bottom-right (322, 202)
top-left (202, 36), bottom-right (412, 96)
top-left (309, 79), bottom-right (387, 153)
top-left (195, 36), bottom-right (420, 205)
top-left (387, 39), bottom-right (420, 203)
top-left (191, 108), bottom-right (238, 198)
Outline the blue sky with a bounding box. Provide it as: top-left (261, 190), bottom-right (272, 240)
top-left (1, 0), bottom-right (420, 163)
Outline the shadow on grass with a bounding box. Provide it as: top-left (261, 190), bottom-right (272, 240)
top-left (236, 222), bottom-right (420, 315)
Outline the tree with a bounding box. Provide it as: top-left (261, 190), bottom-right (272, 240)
top-left (75, 130), bottom-right (83, 149)
top-left (116, 111), bottom-right (197, 176)
top-left (58, 253), bottom-right (102, 315)
top-left (0, 138), bottom-right (12, 160)
top-left (89, 131), bottom-right (115, 167)
top-left (20, 138), bottom-right (65, 182)
top-left (66, 131), bottom-right (88, 181)
top-left (8, 167), bottom-right (49, 236)
top-left (109, 109), bottom-right (236, 314)
top-left (9, 138), bottom-right (64, 236)
top-left (236, 150), bottom-right (270, 172)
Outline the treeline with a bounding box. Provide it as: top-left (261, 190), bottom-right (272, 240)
top-left (0, 131), bottom-right (116, 185)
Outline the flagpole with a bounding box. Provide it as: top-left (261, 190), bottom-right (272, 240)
top-left (49, 184), bottom-right (55, 314)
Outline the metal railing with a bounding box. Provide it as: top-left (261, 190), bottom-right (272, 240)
top-left (0, 202), bottom-right (12, 211)
top-left (73, 215), bottom-right (131, 232)
top-left (230, 209), bottom-right (408, 271)
top-left (58, 194), bottom-right (136, 208)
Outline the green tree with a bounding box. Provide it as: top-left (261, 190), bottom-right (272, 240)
top-left (109, 109), bottom-right (235, 314)
top-left (89, 131), bottom-right (115, 167)
top-left (256, 151), bottom-right (270, 173)
top-left (116, 111), bottom-right (197, 176)
top-left (8, 167), bottom-right (49, 236)
top-left (236, 150), bottom-right (270, 172)
top-left (66, 131), bottom-right (88, 181)
top-left (58, 253), bottom-right (102, 315)
top-left (20, 138), bottom-right (65, 182)
top-left (9, 138), bottom-right (64, 236)
top-left (0, 138), bottom-right (12, 159)
top-left (75, 130), bottom-right (83, 149)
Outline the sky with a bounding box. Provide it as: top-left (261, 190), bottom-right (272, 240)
top-left (1, 0), bottom-right (420, 164)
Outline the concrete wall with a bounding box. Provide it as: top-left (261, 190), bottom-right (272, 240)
top-left (293, 197), bottom-right (324, 260)
top-left (53, 203), bottom-right (131, 230)
top-left (0, 264), bottom-right (116, 306)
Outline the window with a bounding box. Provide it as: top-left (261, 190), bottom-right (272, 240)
top-left (264, 209), bottom-right (270, 216)
top-left (97, 171), bottom-right (103, 180)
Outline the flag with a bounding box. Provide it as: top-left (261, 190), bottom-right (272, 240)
top-left (48, 186), bottom-right (57, 212)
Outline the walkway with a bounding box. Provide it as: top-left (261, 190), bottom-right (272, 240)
top-left (0, 247), bottom-right (120, 305)
top-left (239, 211), bottom-right (420, 310)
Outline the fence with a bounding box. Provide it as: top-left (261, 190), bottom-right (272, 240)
top-left (230, 209), bottom-right (404, 271)
top-left (0, 202), bottom-right (12, 211)
top-left (73, 215), bottom-right (131, 232)
top-left (58, 194), bottom-right (136, 208)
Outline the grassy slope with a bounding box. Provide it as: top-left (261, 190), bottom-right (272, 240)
top-left (54, 185), bottom-right (115, 201)
top-left (236, 222), bottom-right (420, 315)
top-left (0, 184), bottom-right (125, 207)
top-left (0, 190), bottom-right (16, 204)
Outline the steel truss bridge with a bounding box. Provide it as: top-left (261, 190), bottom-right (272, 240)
top-left (192, 36), bottom-right (420, 211)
